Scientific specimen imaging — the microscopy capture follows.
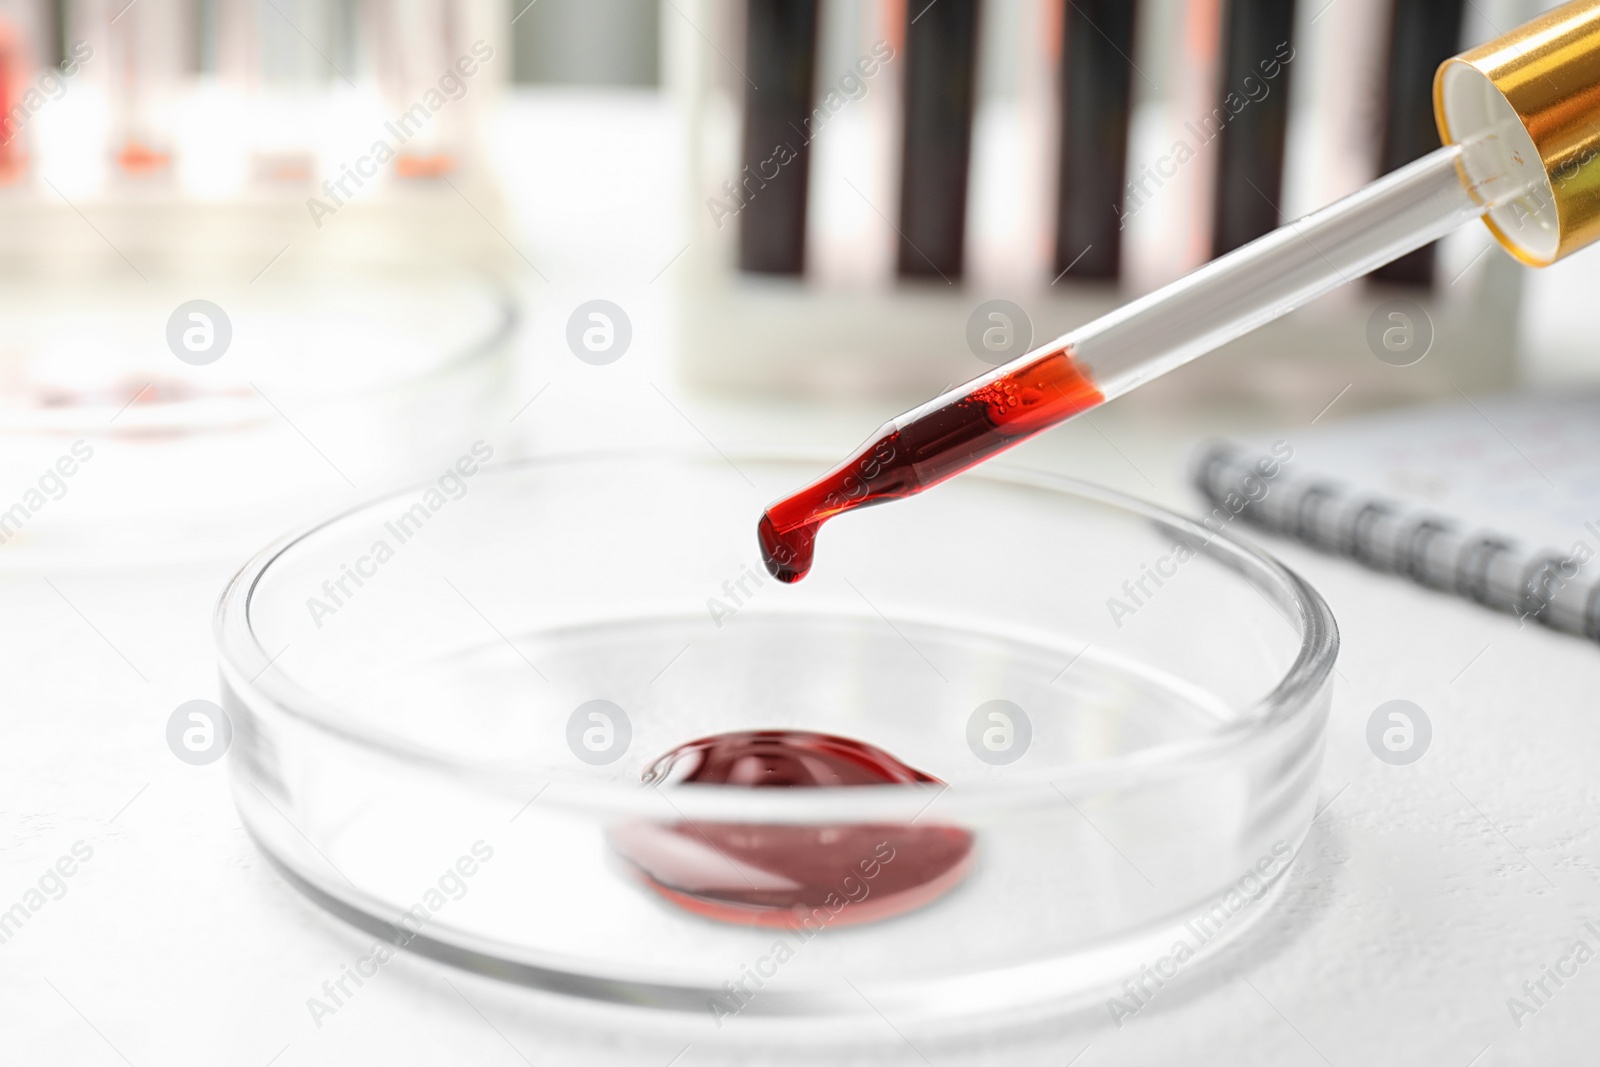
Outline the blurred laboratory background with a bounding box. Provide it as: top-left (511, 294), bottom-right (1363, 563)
top-left (0, 0), bottom-right (1587, 568)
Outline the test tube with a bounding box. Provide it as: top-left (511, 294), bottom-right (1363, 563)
top-left (1371, 0), bottom-right (1468, 287)
top-left (896, 0), bottom-right (978, 280)
top-left (367, 0), bottom-right (466, 181)
top-left (1209, 0), bottom-right (1296, 257)
top-left (103, 0), bottom-right (187, 178)
top-left (0, 2), bottom-right (31, 184)
top-left (737, 0), bottom-right (819, 275)
top-left (1053, 0), bottom-right (1137, 280)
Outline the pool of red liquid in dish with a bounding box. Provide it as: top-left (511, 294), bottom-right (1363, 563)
top-left (610, 731), bottom-right (973, 928)
top-left (758, 344), bottom-right (1104, 582)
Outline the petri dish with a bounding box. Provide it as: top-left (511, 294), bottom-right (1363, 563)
top-left (215, 452), bottom-right (1337, 1027)
top-left (0, 267), bottom-right (514, 567)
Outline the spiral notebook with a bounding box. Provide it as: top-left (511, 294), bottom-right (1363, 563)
top-left (1190, 392), bottom-right (1600, 640)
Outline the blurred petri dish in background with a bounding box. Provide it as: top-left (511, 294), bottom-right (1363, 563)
top-left (0, 267), bottom-right (515, 568)
top-left (215, 453), bottom-right (1337, 1030)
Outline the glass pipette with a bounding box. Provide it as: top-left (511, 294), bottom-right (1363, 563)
top-left (759, 0), bottom-right (1600, 582)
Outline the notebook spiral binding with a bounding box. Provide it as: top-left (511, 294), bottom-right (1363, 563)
top-left (1191, 439), bottom-right (1600, 643)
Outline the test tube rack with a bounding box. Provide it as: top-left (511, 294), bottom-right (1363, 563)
top-left (668, 0), bottom-right (1544, 413)
top-left (0, 0), bottom-right (515, 284)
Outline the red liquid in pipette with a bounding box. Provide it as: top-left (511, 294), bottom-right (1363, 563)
top-left (611, 730), bottom-right (973, 927)
top-left (759, 344), bottom-right (1104, 581)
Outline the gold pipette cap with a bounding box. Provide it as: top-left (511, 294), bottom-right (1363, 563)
top-left (1436, 0), bottom-right (1600, 266)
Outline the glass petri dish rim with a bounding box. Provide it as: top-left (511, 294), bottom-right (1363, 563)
top-left (214, 449), bottom-right (1339, 816)
top-left (0, 279), bottom-right (519, 438)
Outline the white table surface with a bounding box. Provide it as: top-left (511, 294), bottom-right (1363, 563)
top-left (8, 388), bottom-right (1596, 1067)
top-left (7, 92), bottom-right (1599, 1066)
